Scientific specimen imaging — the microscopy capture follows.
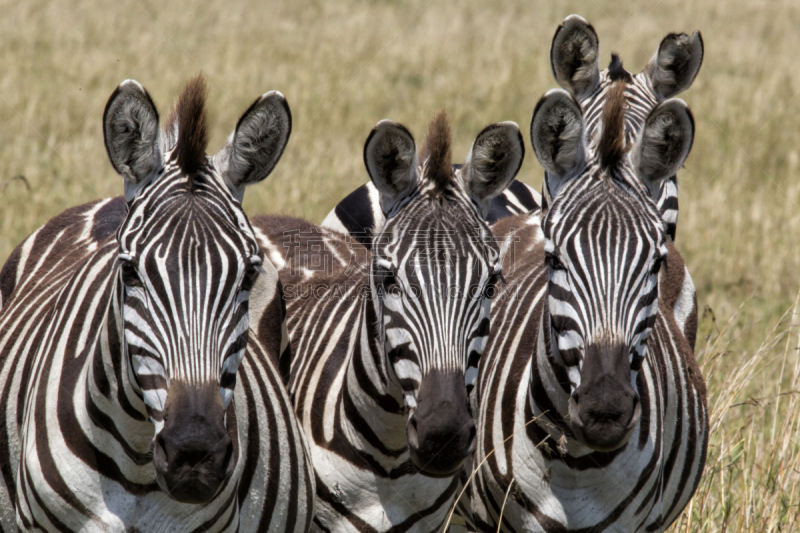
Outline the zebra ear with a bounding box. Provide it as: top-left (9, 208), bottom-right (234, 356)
top-left (550, 15), bottom-right (600, 100)
top-left (217, 91), bottom-right (292, 200)
top-left (103, 80), bottom-right (163, 199)
top-left (632, 99), bottom-right (695, 198)
top-left (462, 122), bottom-right (524, 218)
top-left (364, 120), bottom-right (418, 215)
top-left (530, 89), bottom-right (586, 200)
top-left (644, 32), bottom-right (703, 99)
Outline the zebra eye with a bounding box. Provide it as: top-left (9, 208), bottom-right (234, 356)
top-left (242, 266), bottom-right (259, 292)
top-left (483, 271), bottom-right (503, 299)
top-left (545, 252), bottom-right (566, 271)
top-left (120, 261), bottom-right (142, 288)
top-left (651, 255), bottom-right (666, 275)
top-left (380, 269), bottom-right (398, 292)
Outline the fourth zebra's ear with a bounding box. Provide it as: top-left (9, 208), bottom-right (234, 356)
top-left (530, 89), bottom-right (695, 200)
top-left (550, 14), bottom-right (703, 101)
top-left (363, 117), bottom-right (524, 218)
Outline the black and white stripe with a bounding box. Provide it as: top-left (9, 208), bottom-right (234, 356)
top-left (254, 112), bottom-right (524, 532)
top-left (0, 77), bottom-right (313, 531)
top-left (464, 16), bottom-right (707, 532)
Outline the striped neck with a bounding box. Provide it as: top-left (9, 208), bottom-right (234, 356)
top-left (529, 290), bottom-right (574, 436)
top-left (337, 291), bottom-right (410, 461)
top-left (84, 277), bottom-right (155, 469)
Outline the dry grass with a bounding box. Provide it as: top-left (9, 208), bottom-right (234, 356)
top-left (1, 0), bottom-right (798, 530)
top-left (672, 297), bottom-right (800, 532)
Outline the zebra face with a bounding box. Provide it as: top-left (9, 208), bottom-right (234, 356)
top-left (532, 80), bottom-right (694, 451)
top-left (103, 76), bottom-right (291, 503)
top-left (373, 202), bottom-right (501, 389)
top-left (364, 112), bottom-right (523, 476)
top-left (116, 188), bottom-right (261, 423)
top-left (542, 180), bottom-right (666, 450)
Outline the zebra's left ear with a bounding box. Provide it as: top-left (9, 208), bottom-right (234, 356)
top-left (644, 32), bottom-right (703, 100)
top-left (461, 122), bottom-right (524, 218)
top-left (103, 80), bottom-right (163, 201)
top-left (631, 99), bottom-right (695, 198)
top-left (216, 91), bottom-right (292, 201)
top-left (550, 15), bottom-right (601, 100)
top-left (530, 89), bottom-right (586, 201)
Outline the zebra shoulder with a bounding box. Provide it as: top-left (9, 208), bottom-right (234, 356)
top-left (0, 197), bottom-right (125, 310)
top-left (321, 182), bottom-right (382, 248)
top-left (658, 241), bottom-right (698, 352)
top-left (491, 210), bottom-right (544, 274)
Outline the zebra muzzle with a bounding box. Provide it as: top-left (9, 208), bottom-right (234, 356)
top-left (566, 343), bottom-right (642, 452)
top-left (406, 369), bottom-right (476, 477)
top-left (151, 381), bottom-right (236, 504)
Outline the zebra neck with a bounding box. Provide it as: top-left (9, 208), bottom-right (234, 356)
top-left (527, 297), bottom-right (574, 440)
top-left (83, 284), bottom-right (153, 460)
top-left (339, 294), bottom-right (409, 457)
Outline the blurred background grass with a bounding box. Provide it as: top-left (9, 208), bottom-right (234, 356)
top-left (1, 0), bottom-right (798, 530)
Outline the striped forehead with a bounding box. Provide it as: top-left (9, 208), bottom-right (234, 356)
top-left (545, 179), bottom-right (665, 247)
top-left (118, 166), bottom-right (258, 258)
top-left (379, 196), bottom-right (497, 262)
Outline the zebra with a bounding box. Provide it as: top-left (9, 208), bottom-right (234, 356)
top-left (464, 20), bottom-right (707, 532)
top-left (252, 110), bottom-right (524, 532)
top-left (0, 76), bottom-right (314, 531)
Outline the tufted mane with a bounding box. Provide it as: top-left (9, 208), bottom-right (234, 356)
top-left (166, 74), bottom-right (209, 177)
top-left (598, 81), bottom-right (629, 170)
top-left (607, 53), bottom-right (633, 83)
top-left (418, 109), bottom-right (453, 196)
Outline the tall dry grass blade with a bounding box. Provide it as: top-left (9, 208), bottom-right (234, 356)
top-left (495, 477), bottom-right (515, 533)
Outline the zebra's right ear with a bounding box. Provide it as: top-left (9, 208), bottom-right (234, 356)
top-left (530, 89), bottom-right (586, 200)
top-left (631, 99), bottom-right (695, 199)
top-left (103, 80), bottom-right (163, 199)
top-left (644, 32), bottom-right (703, 100)
top-left (364, 120), bottom-right (418, 215)
top-left (550, 15), bottom-right (600, 100)
top-left (217, 91), bottom-right (292, 202)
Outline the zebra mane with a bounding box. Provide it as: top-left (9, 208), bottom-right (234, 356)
top-left (166, 74), bottom-right (209, 179)
top-left (418, 109), bottom-right (453, 197)
top-left (598, 81), bottom-right (629, 170)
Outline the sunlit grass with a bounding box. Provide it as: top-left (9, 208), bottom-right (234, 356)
top-left (670, 296), bottom-right (800, 532)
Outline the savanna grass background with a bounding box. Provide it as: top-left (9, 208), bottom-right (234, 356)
top-left (1, 0), bottom-right (798, 530)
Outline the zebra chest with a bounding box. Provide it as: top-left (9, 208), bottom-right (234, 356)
top-left (77, 491), bottom-right (240, 533)
top-left (309, 449), bottom-right (459, 533)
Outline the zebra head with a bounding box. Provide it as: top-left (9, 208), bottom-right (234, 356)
top-left (531, 78), bottom-right (695, 451)
top-left (364, 111), bottom-right (523, 476)
top-left (102, 76), bottom-right (291, 503)
top-left (544, 14), bottom-right (703, 241)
